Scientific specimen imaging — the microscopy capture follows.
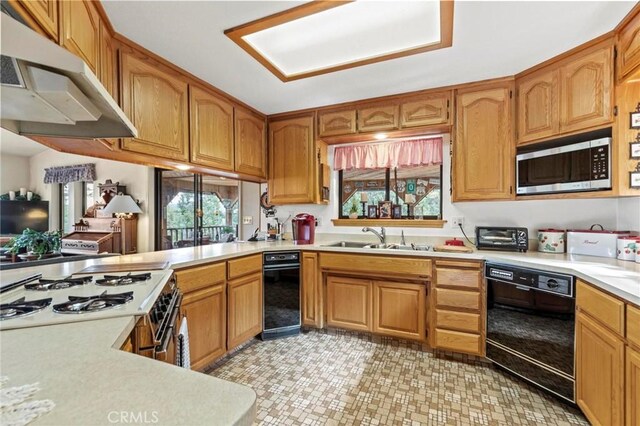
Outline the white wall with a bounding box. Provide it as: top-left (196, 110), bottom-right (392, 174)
top-left (240, 181), bottom-right (261, 239)
top-left (28, 150), bottom-right (155, 252)
top-left (0, 154), bottom-right (30, 194)
top-left (265, 136), bottom-right (639, 241)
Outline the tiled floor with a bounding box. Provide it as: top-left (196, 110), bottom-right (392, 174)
top-left (208, 329), bottom-right (588, 426)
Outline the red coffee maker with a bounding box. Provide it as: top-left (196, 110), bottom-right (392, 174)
top-left (292, 213), bottom-right (315, 245)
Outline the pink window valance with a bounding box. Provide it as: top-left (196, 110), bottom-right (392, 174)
top-left (333, 137), bottom-right (443, 171)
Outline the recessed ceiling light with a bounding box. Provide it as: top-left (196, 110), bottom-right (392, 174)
top-left (176, 164), bottom-right (192, 171)
top-left (225, 1), bottom-right (453, 82)
top-left (374, 133), bottom-right (388, 140)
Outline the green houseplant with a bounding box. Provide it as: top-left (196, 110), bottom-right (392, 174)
top-left (349, 199), bottom-right (359, 219)
top-left (6, 229), bottom-right (62, 259)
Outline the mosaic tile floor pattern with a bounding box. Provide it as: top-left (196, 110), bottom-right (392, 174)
top-left (208, 330), bottom-right (589, 426)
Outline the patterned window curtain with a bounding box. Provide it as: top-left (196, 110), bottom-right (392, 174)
top-left (333, 137), bottom-right (443, 171)
top-left (43, 164), bottom-right (97, 184)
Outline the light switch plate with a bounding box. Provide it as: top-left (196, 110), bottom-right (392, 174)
top-left (242, 216), bottom-right (253, 225)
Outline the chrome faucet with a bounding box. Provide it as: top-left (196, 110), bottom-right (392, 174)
top-left (400, 230), bottom-right (406, 246)
top-left (362, 227), bottom-right (386, 244)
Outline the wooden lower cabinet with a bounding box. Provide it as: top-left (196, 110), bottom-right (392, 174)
top-left (302, 252), bottom-right (321, 328)
top-left (326, 276), bottom-right (372, 332)
top-left (227, 272), bottom-right (263, 349)
top-left (627, 346), bottom-right (640, 426)
top-left (372, 281), bottom-right (425, 341)
top-left (181, 284), bottom-right (226, 371)
top-left (575, 311), bottom-right (624, 426)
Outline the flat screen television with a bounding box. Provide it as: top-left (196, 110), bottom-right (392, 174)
top-left (0, 200), bottom-right (49, 235)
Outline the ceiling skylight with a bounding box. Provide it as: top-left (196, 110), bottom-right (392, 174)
top-left (225, 1), bottom-right (453, 82)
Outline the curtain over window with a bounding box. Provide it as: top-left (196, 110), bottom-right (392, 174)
top-left (333, 137), bottom-right (443, 171)
top-left (44, 164), bottom-right (96, 184)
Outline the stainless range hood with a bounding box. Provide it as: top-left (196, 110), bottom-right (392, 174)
top-left (0, 12), bottom-right (137, 139)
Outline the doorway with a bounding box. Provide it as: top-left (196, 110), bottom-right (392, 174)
top-left (155, 170), bottom-right (239, 251)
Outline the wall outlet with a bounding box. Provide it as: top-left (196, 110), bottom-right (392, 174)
top-left (315, 217), bottom-right (322, 227)
top-left (242, 216), bottom-right (253, 225)
top-left (451, 216), bottom-right (464, 228)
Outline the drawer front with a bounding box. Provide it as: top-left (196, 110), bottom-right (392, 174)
top-left (576, 280), bottom-right (625, 336)
top-left (435, 309), bottom-right (481, 333)
top-left (175, 262), bottom-right (225, 293)
top-left (319, 253), bottom-right (432, 278)
top-left (628, 304), bottom-right (640, 349)
top-left (434, 328), bottom-right (482, 355)
top-left (435, 267), bottom-right (482, 289)
top-left (435, 288), bottom-right (481, 311)
top-left (227, 254), bottom-right (262, 280)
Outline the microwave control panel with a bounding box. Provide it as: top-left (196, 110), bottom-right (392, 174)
top-left (591, 146), bottom-right (608, 180)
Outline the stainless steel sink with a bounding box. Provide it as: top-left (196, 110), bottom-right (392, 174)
top-left (364, 244), bottom-right (416, 250)
top-left (323, 241), bottom-right (431, 251)
top-left (323, 241), bottom-right (371, 248)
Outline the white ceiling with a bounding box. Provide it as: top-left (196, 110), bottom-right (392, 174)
top-left (0, 128), bottom-right (48, 157)
top-left (102, 1), bottom-right (635, 115)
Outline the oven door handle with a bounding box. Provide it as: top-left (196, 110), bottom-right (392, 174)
top-left (155, 302), bottom-right (180, 359)
top-left (263, 264), bottom-right (301, 271)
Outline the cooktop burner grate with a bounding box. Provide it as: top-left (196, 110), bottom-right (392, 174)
top-left (95, 273), bottom-right (151, 287)
top-left (25, 276), bottom-right (94, 291)
top-left (0, 297), bottom-right (53, 320)
top-left (53, 291), bottom-right (134, 314)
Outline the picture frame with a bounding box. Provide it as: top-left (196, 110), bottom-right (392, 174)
top-left (392, 205), bottom-right (402, 219)
top-left (631, 142), bottom-right (640, 159)
top-left (631, 111), bottom-right (640, 129)
top-left (630, 171), bottom-right (640, 189)
top-left (378, 201), bottom-right (392, 219)
top-left (367, 205), bottom-right (378, 219)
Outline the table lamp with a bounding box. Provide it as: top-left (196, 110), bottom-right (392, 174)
top-left (102, 194), bottom-right (142, 254)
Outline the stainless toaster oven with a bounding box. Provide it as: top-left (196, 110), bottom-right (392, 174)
top-left (475, 226), bottom-right (528, 252)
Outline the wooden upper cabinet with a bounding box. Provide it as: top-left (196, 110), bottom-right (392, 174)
top-left (10, 0), bottom-right (59, 40)
top-left (235, 108), bottom-right (267, 179)
top-left (99, 21), bottom-right (117, 100)
top-left (189, 85), bottom-right (234, 171)
top-left (453, 83), bottom-right (514, 201)
top-left (617, 8), bottom-right (640, 81)
top-left (120, 51), bottom-right (189, 161)
top-left (516, 69), bottom-right (559, 144)
top-left (60, 0), bottom-right (100, 73)
top-left (357, 103), bottom-right (399, 133)
top-left (400, 92), bottom-right (451, 128)
top-left (559, 46), bottom-right (613, 133)
top-left (318, 109), bottom-right (357, 137)
top-left (268, 115), bottom-right (316, 204)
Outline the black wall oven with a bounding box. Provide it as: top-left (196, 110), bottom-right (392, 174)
top-left (486, 263), bottom-right (576, 403)
top-left (262, 251), bottom-right (301, 339)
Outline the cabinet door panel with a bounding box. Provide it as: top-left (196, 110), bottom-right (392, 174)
top-left (268, 115), bottom-right (316, 204)
top-left (618, 11), bottom-right (640, 80)
top-left (120, 51), bottom-right (189, 161)
top-left (11, 0), bottom-right (59, 40)
top-left (228, 272), bottom-right (262, 349)
top-left (560, 47), bottom-right (613, 132)
top-left (326, 276), bottom-right (371, 331)
top-left (99, 22), bottom-right (117, 100)
top-left (400, 93), bottom-right (450, 128)
top-left (373, 281), bottom-right (425, 341)
top-left (182, 284), bottom-right (226, 371)
top-left (575, 312), bottom-right (624, 426)
top-left (516, 70), bottom-right (559, 144)
top-left (235, 108), bottom-right (266, 179)
top-left (318, 109), bottom-right (357, 137)
top-left (60, 0), bottom-right (100, 73)
top-left (627, 346), bottom-right (640, 426)
top-left (189, 85), bottom-right (234, 171)
top-left (357, 104), bottom-right (399, 132)
top-left (302, 252), bottom-right (321, 328)
top-left (454, 84), bottom-right (513, 201)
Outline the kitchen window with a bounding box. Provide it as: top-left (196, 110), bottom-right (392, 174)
top-left (335, 137), bottom-right (443, 222)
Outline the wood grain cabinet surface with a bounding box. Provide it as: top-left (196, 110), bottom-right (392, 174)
top-left (99, 20), bottom-right (117, 99)
top-left (326, 276), bottom-right (372, 332)
top-left (559, 46), bottom-right (613, 133)
top-left (10, 0), bottom-right (59, 40)
top-left (120, 50), bottom-right (190, 161)
top-left (453, 83), bottom-right (513, 201)
top-left (189, 85), bottom-right (235, 171)
top-left (372, 280), bottom-right (425, 341)
top-left (60, 0), bottom-right (101, 73)
top-left (268, 115), bottom-right (317, 204)
top-left (400, 92), bottom-right (451, 128)
top-left (227, 272), bottom-right (263, 349)
top-left (516, 69), bottom-right (559, 144)
top-left (234, 108), bottom-right (267, 179)
top-left (318, 109), bottom-right (357, 137)
top-left (302, 252), bottom-right (321, 328)
top-left (617, 10), bottom-right (640, 81)
top-left (357, 103), bottom-right (400, 133)
top-left (627, 346), bottom-right (640, 426)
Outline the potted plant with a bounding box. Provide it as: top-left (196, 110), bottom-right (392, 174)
top-left (6, 228), bottom-right (62, 260)
top-left (349, 199), bottom-right (359, 219)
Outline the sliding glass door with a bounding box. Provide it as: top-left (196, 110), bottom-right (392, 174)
top-left (155, 170), bottom-right (239, 251)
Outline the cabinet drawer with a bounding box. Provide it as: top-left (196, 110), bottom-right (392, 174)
top-left (628, 304), bottom-right (640, 349)
top-left (319, 253), bottom-right (431, 278)
top-left (435, 268), bottom-right (482, 290)
top-left (577, 280), bottom-right (625, 336)
top-left (434, 328), bottom-right (482, 355)
top-left (435, 309), bottom-right (481, 333)
top-left (227, 254), bottom-right (262, 280)
top-left (435, 288), bottom-right (481, 311)
top-left (175, 262), bottom-right (225, 293)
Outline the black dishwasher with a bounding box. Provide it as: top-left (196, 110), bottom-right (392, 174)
top-left (262, 251), bottom-right (301, 339)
